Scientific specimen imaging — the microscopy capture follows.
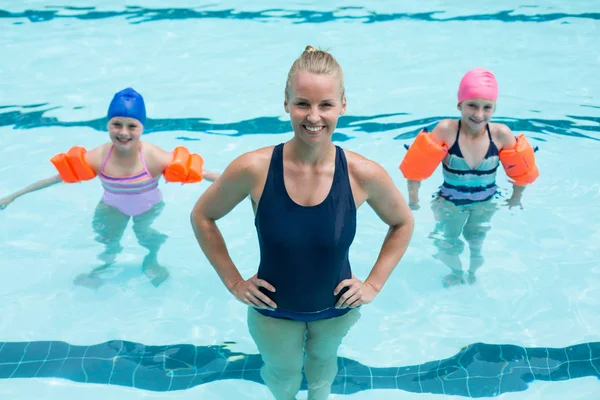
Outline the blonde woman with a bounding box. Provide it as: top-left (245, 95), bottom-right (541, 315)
top-left (191, 46), bottom-right (414, 399)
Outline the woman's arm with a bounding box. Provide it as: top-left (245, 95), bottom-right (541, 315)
top-left (336, 159), bottom-right (414, 308)
top-left (190, 152), bottom-right (277, 309)
top-left (360, 162), bottom-right (414, 292)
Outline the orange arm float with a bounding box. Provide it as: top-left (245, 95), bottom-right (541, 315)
top-left (499, 134), bottom-right (539, 186)
top-left (399, 130), bottom-right (448, 181)
top-left (163, 146), bottom-right (205, 184)
top-left (50, 146), bottom-right (96, 183)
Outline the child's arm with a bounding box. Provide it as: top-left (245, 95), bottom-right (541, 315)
top-left (202, 169), bottom-right (220, 183)
top-left (145, 143), bottom-right (221, 183)
top-left (0, 175), bottom-right (62, 209)
top-left (0, 144), bottom-right (106, 210)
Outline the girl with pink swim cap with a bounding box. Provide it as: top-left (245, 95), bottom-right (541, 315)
top-left (406, 68), bottom-right (533, 287)
top-left (0, 88), bottom-right (220, 288)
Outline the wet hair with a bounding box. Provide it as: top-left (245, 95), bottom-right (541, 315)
top-left (284, 45), bottom-right (345, 102)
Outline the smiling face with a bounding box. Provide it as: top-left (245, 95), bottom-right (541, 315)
top-left (458, 98), bottom-right (496, 131)
top-left (284, 71), bottom-right (346, 145)
top-left (107, 117), bottom-right (143, 150)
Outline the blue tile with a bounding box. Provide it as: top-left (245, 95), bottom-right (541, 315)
top-left (442, 365), bottom-right (468, 380)
top-left (21, 342), bottom-right (52, 362)
top-left (219, 370), bottom-right (244, 380)
top-left (527, 347), bottom-right (550, 376)
top-left (549, 362), bottom-right (571, 381)
top-left (0, 339), bottom-right (599, 396)
top-left (241, 369), bottom-right (262, 385)
top-left (59, 358), bottom-right (88, 382)
top-left (196, 358), bottom-right (228, 375)
top-left (500, 371), bottom-right (533, 392)
top-left (397, 375), bottom-right (426, 394)
top-left (242, 354), bottom-right (263, 370)
top-left (500, 345), bottom-right (527, 362)
top-left (11, 361), bottom-right (45, 378)
top-left (35, 359), bottom-right (65, 377)
top-left (565, 343), bottom-right (592, 361)
top-left (436, 377), bottom-right (469, 396)
top-left (82, 354), bottom-right (113, 384)
top-left (340, 376), bottom-right (368, 395)
top-left (168, 374), bottom-right (198, 391)
top-left (419, 372), bottom-right (444, 394)
top-left (172, 344), bottom-right (197, 362)
top-left (566, 360), bottom-right (597, 379)
top-left (371, 375), bottom-right (398, 389)
top-left (527, 347), bottom-right (551, 359)
top-left (0, 363), bottom-right (19, 379)
top-left (468, 377), bottom-right (503, 397)
top-left (134, 365), bottom-right (172, 391)
top-left (183, 370), bottom-right (220, 386)
top-left (366, 366), bottom-right (399, 377)
top-left (63, 344), bottom-right (87, 359)
top-left (46, 341), bottom-right (70, 360)
top-left (590, 343), bottom-right (600, 358)
top-left (121, 341), bottom-right (146, 356)
top-left (591, 355), bottom-right (600, 374)
top-left (474, 343), bottom-right (502, 362)
top-left (0, 342), bottom-right (27, 363)
top-left (342, 359), bottom-right (372, 376)
top-left (86, 341), bottom-right (122, 359)
top-left (163, 345), bottom-right (196, 370)
top-left (107, 357), bottom-right (137, 387)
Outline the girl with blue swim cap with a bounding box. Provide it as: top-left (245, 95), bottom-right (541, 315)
top-left (191, 46), bottom-right (414, 400)
top-left (0, 88), bottom-right (219, 287)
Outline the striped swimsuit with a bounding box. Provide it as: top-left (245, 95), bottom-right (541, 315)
top-left (438, 121), bottom-right (499, 206)
top-left (99, 145), bottom-right (162, 216)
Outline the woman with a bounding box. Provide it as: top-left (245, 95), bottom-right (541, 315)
top-left (191, 46), bottom-right (414, 399)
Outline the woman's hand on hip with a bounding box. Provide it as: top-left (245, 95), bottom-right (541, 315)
top-left (334, 276), bottom-right (379, 309)
top-left (231, 274), bottom-right (277, 310)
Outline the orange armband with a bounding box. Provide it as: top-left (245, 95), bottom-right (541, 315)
top-left (499, 134), bottom-right (539, 186)
top-left (163, 146), bottom-right (205, 184)
top-left (50, 146), bottom-right (96, 183)
top-left (399, 130), bottom-right (448, 181)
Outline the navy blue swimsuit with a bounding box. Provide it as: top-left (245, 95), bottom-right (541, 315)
top-left (254, 143), bottom-right (356, 322)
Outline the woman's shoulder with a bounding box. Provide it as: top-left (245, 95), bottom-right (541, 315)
top-left (235, 145), bottom-right (275, 166)
top-left (225, 145), bottom-right (276, 178)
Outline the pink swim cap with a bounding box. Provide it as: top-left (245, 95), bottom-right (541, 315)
top-left (457, 68), bottom-right (498, 104)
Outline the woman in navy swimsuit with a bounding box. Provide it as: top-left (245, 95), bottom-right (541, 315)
top-left (191, 46), bottom-right (414, 399)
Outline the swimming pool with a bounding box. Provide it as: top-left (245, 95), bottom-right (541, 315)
top-left (0, 1), bottom-right (599, 399)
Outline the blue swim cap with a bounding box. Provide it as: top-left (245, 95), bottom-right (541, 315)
top-left (107, 88), bottom-right (146, 125)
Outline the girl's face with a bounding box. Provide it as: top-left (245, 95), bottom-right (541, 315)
top-left (107, 117), bottom-right (143, 150)
top-left (284, 71), bottom-right (346, 146)
top-left (458, 98), bottom-right (496, 131)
